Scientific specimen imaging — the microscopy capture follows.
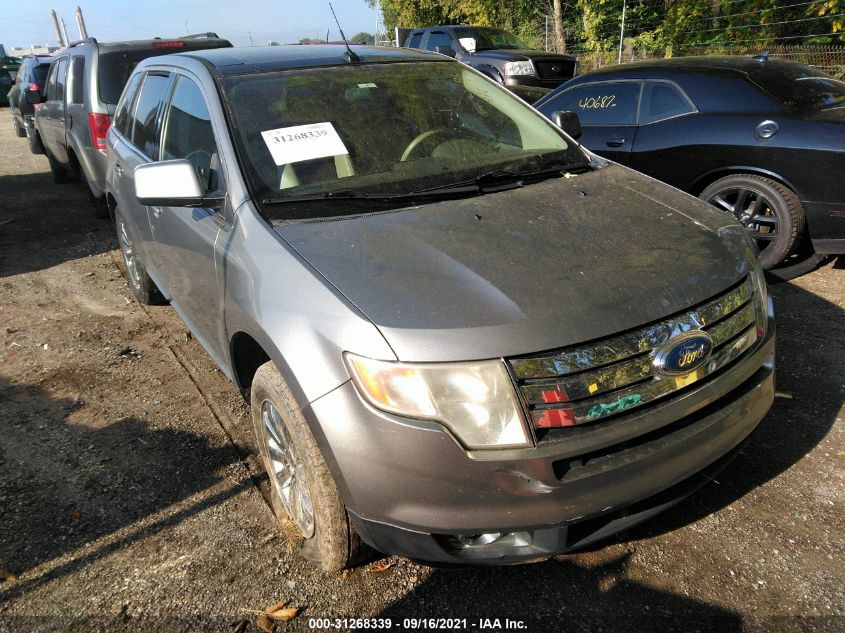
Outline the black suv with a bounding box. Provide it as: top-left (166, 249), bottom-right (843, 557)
top-left (8, 55), bottom-right (52, 146)
top-left (29, 34), bottom-right (231, 217)
top-left (401, 25), bottom-right (577, 88)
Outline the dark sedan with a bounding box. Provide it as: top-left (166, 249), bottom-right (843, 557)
top-left (535, 56), bottom-right (845, 276)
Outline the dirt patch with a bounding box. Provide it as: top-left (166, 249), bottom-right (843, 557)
top-left (0, 107), bottom-right (843, 632)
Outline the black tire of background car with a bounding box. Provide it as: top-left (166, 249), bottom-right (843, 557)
top-left (250, 361), bottom-right (374, 571)
top-left (46, 151), bottom-right (73, 184)
top-left (700, 174), bottom-right (803, 270)
top-left (767, 252), bottom-right (830, 282)
top-left (26, 128), bottom-right (44, 155)
top-left (84, 175), bottom-right (111, 219)
top-left (114, 210), bottom-right (166, 305)
top-left (12, 114), bottom-right (26, 138)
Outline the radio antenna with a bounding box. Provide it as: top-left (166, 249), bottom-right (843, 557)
top-left (329, 3), bottom-right (359, 62)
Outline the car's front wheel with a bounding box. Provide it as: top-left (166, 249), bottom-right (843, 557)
top-left (115, 210), bottom-right (164, 305)
top-left (699, 174), bottom-right (803, 270)
top-left (250, 361), bottom-right (371, 571)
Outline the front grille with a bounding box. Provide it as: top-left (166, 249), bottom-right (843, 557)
top-left (507, 278), bottom-right (762, 430)
top-left (533, 59), bottom-right (576, 81)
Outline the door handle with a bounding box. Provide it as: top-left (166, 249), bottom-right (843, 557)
top-left (152, 206), bottom-right (162, 218)
top-left (606, 138), bottom-right (626, 147)
top-left (114, 163), bottom-right (123, 176)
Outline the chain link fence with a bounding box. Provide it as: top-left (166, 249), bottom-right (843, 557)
top-left (570, 44), bottom-right (845, 78)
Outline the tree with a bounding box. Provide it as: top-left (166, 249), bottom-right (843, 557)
top-left (350, 31), bottom-right (376, 44)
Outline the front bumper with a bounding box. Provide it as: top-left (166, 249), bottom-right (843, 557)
top-left (307, 307), bottom-right (775, 564)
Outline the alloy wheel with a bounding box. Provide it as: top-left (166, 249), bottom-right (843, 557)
top-left (706, 186), bottom-right (779, 252)
top-left (261, 400), bottom-right (315, 537)
top-left (117, 216), bottom-right (142, 289)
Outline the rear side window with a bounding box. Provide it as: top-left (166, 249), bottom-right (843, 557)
top-left (425, 32), bottom-right (454, 54)
top-left (540, 81), bottom-right (642, 126)
top-left (161, 76), bottom-right (217, 188)
top-left (69, 56), bottom-right (86, 105)
top-left (129, 73), bottom-right (170, 159)
top-left (639, 81), bottom-right (695, 124)
top-left (113, 73), bottom-right (142, 137)
top-left (406, 32), bottom-right (423, 48)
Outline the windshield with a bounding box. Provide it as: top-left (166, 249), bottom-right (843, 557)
top-left (222, 61), bottom-right (583, 219)
top-left (751, 65), bottom-right (845, 113)
top-left (454, 27), bottom-right (528, 51)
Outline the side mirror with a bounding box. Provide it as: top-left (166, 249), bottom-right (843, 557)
top-left (24, 89), bottom-right (44, 105)
top-left (434, 45), bottom-right (456, 58)
top-left (134, 159), bottom-right (223, 208)
top-left (551, 110), bottom-right (582, 140)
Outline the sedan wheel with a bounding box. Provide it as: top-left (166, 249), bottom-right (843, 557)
top-left (114, 210), bottom-right (165, 305)
top-left (260, 400), bottom-right (315, 537)
top-left (700, 174), bottom-right (803, 270)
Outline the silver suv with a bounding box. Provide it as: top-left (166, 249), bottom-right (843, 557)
top-left (29, 34), bottom-right (230, 217)
top-left (105, 46), bottom-right (775, 570)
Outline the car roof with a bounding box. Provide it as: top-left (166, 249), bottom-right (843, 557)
top-left (179, 45), bottom-right (448, 76)
top-left (572, 55), bottom-right (806, 80)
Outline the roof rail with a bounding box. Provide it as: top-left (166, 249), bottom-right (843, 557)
top-left (181, 32), bottom-right (221, 39)
top-left (67, 37), bottom-right (98, 48)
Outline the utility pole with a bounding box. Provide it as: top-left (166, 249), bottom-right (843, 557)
top-left (60, 18), bottom-right (70, 47)
top-left (248, 31), bottom-right (254, 46)
top-left (185, 20), bottom-right (189, 35)
top-left (51, 9), bottom-right (66, 48)
top-left (75, 6), bottom-right (88, 40)
top-left (617, 0), bottom-right (627, 64)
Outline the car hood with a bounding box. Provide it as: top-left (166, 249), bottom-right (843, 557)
top-left (471, 49), bottom-right (576, 62)
top-left (275, 163), bottom-right (752, 362)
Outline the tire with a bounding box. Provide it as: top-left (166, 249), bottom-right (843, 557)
top-left (12, 113), bottom-right (26, 138)
top-left (46, 151), bottom-right (72, 184)
top-left (699, 174), bottom-right (803, 270)
top-left (250, 361), bottom-right (372, 571)
top-left (26, 127), bottom-right (44, 155)
top-left (84, 174), bottom-right (110, 219)
top-left (115, 210), bottom-right (165, 305)
top-left (767, 251), bottom-right (829, 283)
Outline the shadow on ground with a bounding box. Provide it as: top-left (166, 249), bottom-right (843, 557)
top-left (0, 377), bottom-right (246, 599)
top-left (0, 172), bottom-right (114, 277)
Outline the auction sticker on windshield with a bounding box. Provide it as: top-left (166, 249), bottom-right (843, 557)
top-left (261, 122), bottom-right (349, 165)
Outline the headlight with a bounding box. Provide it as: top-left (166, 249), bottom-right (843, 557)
top-left (720, 223), bottom-right (769, 337)
top-left (503, 61), bottom-right (534, 76)
top-left (345, 354), bottom-right (530, 449)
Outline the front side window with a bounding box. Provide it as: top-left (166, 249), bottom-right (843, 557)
top-left (129, 73), bottom-right (170, 159)
top-left (639, 81), bottom-right (695, 124)
top-left (161, 76), bottom-right (217, 189)
top-left (222, 61), bottom-right (584, 219)
top-left (539, 81), bottom-right (642, 126)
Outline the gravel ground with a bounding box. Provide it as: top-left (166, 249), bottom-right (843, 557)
top-left (0, 107), bottom-right (843, 633)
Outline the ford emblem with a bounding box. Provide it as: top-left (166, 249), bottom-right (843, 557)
top-left (654, 331), bottom-right (714, 376)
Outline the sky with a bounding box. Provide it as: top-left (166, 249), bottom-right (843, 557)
top-left (1, 0), bottom-right (381, 50)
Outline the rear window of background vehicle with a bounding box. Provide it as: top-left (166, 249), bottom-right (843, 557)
top-left (97, 43), bottom-right (229, 105)
top-left (751, 65), bottom-right (845, 112)
top-left (33, 63), bottom-right (50, 85)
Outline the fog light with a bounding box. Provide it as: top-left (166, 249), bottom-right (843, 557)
top-left (449, 531), bottom-right (532, 549)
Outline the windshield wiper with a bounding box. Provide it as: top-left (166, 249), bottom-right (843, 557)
top-left (410, 161), bottom-right (588, 196)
